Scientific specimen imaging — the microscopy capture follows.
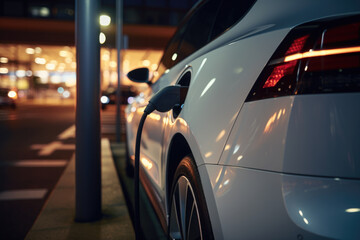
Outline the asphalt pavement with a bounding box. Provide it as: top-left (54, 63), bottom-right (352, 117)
top-left (0, 100), bottom-right (167, 239)
top-left (0, 100), bottom-right (76, 239)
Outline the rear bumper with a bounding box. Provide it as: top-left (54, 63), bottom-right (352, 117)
top-left (201, 164), bottom-right (360, 239)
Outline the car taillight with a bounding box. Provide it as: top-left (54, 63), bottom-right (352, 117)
top-left (246, 15), bottom-right (360, 102)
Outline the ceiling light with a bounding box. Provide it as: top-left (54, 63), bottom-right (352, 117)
top-left (65, 57), bottom-right (72, 63)
top-left (46, 63), bottom-right (56, 70)
top-left (26, 48), bottom-right (35, 54)
top-left (59, 50), bottom-right (68, 57)
top-left (35, 57), bottom-right (46, 65)
top-left (110, 61), bottom-right (117, 68)
top-left (142, 60), bottom-right (150, 67)
top-left (35, 47), bottom-right (42, 54)
top-left (0, 57), bottom-right (8, 63)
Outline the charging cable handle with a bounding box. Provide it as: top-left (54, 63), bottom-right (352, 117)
top-left (134, 85), bottom-right (188, 240)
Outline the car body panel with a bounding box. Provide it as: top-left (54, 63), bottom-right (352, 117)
top-left (124, 0), bottom-right (360, 238)
top-left (219, 93), bottom-right (360, 179)
top-left (219, 96), bottom-right (294, 171)
top-left (203, 164), bottom-right (360, 239)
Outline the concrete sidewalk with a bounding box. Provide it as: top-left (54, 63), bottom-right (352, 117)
top-left (25, 138), bottom-right (135, 240)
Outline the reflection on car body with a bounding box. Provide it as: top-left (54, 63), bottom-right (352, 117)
top-left (125, 0), bottom-right (360, 239)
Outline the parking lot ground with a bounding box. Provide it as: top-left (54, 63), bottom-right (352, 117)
top-left (111, 142), bottom-right (167, 240)
top-left (25, 139), bottom-right (135, 240)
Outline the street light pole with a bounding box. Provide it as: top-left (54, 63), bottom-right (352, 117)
top-left (75, 0), bottom-right (102, 222)
top-left (116, 0), bottom-right (123, 143)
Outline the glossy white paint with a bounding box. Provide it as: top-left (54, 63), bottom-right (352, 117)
top-left (219, 97), bottom-right (294, 171)
top-left (284, 94), bottom-right (360, 178)
top-left (180, 29), bottom-right (288, 165)
top-left (282, 174), bottom-right (360, 239)
top-left (220, 93), bottom-right (360, 178)
top-left (124, 0), bottom-right (360, 238)
top-left (203, 164), bottom-right (360, 239)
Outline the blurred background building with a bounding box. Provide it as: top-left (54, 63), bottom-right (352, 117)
top-left (0, 0), bottom-right (197, 100)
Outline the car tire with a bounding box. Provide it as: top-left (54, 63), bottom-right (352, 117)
top-left (168, 155), bottom-right (214, 240)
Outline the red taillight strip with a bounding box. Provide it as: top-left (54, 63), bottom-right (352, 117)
top-left (263, 61), bottom-right (297, 88)
top-left (284, 46), bottom-right (360, 62)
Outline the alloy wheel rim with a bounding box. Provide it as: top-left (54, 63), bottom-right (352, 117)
top-left (169, 176), bottom-right (202, 240)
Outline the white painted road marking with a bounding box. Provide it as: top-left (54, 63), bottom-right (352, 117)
top-left (0, 160), bottom-right (68, 167)
top-left (0, 189), bottom-right (47, 201)
top-left (31, 141), bottom-right (75, 156)
top-left (58, 124), bottom-right (75, 140)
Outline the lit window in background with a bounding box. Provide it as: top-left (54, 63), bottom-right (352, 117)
top-left (102, 52), bottom-right (110, 61)
top-left (0, 68), bottom-right (9, 74)
top-left (0, 57), bottom-right (8, 63)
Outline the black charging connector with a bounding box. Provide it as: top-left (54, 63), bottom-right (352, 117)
top-left (134, 85), bottom-right (188, 240)
top-left (144, 85), bottom-right (188, 114)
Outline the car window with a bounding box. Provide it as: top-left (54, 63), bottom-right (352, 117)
top-left (177, 0), bottom-right (221, 62)
top-left (155, 24), bottom-right (186, 79)
top-left (210, 0), bottom-right (256, 40)
top-left (154, 0), bottom-right (220, 82)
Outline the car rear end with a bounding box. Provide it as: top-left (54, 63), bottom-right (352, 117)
top-left (212, 10), bottom-right (360, 240)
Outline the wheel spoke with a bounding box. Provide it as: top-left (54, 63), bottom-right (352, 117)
top-left (170, 176), bottom-right (203, 240)
top-left (188, 202), bottom-right (201, 240)
top-left (178, 176), bottom-right (188, 239)
top-left (185, 185), bottom-right (194, 239)
top-left (170, 184), bottom-right (182, 239)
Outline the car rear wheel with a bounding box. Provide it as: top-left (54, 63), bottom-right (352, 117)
top-left (168, 155), bottom-right (214, 240)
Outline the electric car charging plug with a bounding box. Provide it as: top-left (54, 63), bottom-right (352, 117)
top-left (144, 85), bottom-right (189, 114)
top-left (134, 85), bottom-right (188, 240)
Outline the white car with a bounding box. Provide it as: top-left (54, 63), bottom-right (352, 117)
top-left (125, 0), bottom-right (360, 239)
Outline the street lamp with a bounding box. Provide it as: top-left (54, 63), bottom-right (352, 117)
top-left (99, 32), bottom-right (106, 44)
top-left (99, 14), bottom-right (111, 26)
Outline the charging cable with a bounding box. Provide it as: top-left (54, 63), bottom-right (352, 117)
top-left (134, 85), bottom-right (188, 240)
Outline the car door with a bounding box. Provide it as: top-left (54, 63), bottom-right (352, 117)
top-left (133, 0), bottom-right (222, 195)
